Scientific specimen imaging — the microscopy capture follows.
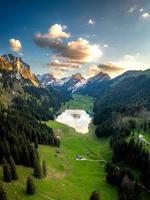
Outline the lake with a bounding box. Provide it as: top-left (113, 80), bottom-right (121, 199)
top-left (56, 109), bottom-right (91, 134)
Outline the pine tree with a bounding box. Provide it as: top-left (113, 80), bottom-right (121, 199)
top-left (23, 146), bottom-right (31, 167)
top-left (42, 160), bottom-right (47, 177)
top-left (34, 137), bottom-right (38, 149)
top-left (89, 191), bottom-right (100, 200)
top-left (9, 156), bottom-right (18, 180)
top-left (2, 158), bottom-right (12, 182)
top-left (120, 175), bottom-right (135, 199)
top-left (0, 184), bottom-right (7, 200)
top-left (26, 176), bottom-right (35, 195)
top-left (3, 139), bottom-right (10, 159)
top-left (12, 145), bottom-right (20, 164)
top-left (33, 156), bottom-right (42, 178)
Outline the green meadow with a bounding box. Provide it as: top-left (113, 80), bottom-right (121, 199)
top-left (0, 120), bottom-right (118, 200)
top-left (0, 95), bottom-right (149, 200)
top-left (57, 94), bottom-right (94, 114)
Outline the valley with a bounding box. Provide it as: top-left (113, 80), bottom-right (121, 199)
top-left (0, 95), bottom-right (118, 200)
top-left (1, 1), bottom-right (150, 199)
top-left (0, 54), bottom-right (150, 200)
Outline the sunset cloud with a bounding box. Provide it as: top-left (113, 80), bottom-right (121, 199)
top-left (87, 64), bottom-right (101, 78)
top-left (49, 68), bottom-right (65, 79)
top-left (9, 39), bottom-right (22, 52)
top-left (85, 62), bottom-right (124, 78)
top-left (64, 38), bottom-right (102, 62)
top-left (34, 24), bottom-right (103, 78)
top-left (107, 54), bottom-right (149, 77)
top-left (48, 59), bottom-right (81, 68)
top-left (98, 63), bottom-right (124, 76)
top-left (37, 24), bottom-right (70, 40)
top-left (34, 31), bottom-right (103, 63)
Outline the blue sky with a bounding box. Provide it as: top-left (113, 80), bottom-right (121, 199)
top-left (0, 0), bottom-right (150, 78)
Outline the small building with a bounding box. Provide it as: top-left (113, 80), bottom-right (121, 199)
top-left (76, 154), bottom-right (86, 160)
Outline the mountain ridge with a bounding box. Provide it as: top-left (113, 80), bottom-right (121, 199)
top-left (0, 54), bottom-right (39, 87)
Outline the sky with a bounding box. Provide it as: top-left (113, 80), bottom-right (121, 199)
top-left (0, 0), bottom-right (150, 79)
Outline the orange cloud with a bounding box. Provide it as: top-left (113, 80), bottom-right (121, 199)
top-left (48, 59), bottom-right (80, 68)
top-left (34, 25), bottom-right (103, 63)
top-left (37, 24), bottom-right (70, 40)
top-left (9, 39), bottom-right (22, 52)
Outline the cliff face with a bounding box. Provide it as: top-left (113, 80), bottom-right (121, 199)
top-left (0, 54), bottom-right (39, 87)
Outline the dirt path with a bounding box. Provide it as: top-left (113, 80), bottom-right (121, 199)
top-left (38, 192), bottom-right (55, 200)
top-left (76, 158), bottom-right (106, 162)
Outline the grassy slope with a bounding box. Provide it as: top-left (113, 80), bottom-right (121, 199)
top-left (0, 94), bottom-right (118, 200)
top-left (123, 116), bottom-right (150, 152)
top-left (57, 94), bottom-right (94, 115)
top-left (122, 117), bottom-right (150, 199)
top-left (0, 120), bottom-right (118, 200)
top-left (0, 94), bottom-right (148, 200)
top-left (130, 130), bottom-right (150, 199)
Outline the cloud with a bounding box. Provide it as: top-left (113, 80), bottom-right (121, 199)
top-left (88, 19), bottom-right (95, 25)
top-left (48, 61), bottom-right (80, 79)
top-left (34, 31), bottom-right (103, 63)
top-left (48, 59), bottom-right (81, 68)
top-left (141, 12), bottom-right (150, 18)
top-left (98, 63), bottom-right (124, 74)
top-left (37, 24), bottom-right (70, 40)
top-left (34, 24), bottom-right (103, 78)
top-left (87, 64), bottom-right (101, 78)
top-left (63, 38), bottom-right (102, 62)
top-left (9, 39), bottom-right (22, 52)
top-left (107, 54), bottom-right (149, 77)
top-left (49, 68), bottom-right (65, 79)
top-left (139, 8), bottom-right (144, 12)
top-left (85, 62), bottom-right (124, 78)
top-left (104, 44), bottom-right (108, 48)
top-left (128, 6), bottom-right (137, 13)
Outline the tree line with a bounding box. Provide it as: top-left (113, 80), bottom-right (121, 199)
top-left (0, 106), bottom-right (59, 166)
top-left (111, 134), bottom-right (150, 190)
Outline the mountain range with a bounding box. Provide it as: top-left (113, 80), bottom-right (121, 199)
top-left (37, 64), bottom-right (150, 99)
top-left (1, 54), bottom-right (150, 103)
top-left (0, 54), bottom-right (69, 116)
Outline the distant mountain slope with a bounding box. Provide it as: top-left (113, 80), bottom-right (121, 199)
top-left (37, 72), bottom-right (86, 93)
top-left (94, 74), bottom-right (150, 126)
top-left (60, 73), bottom-right (86, 93)
top-left (77, 72), bottom-right (110, 97)
top-left (37, 73), bottom-right (56, 86)
top-left (77, 69), bottom-right (150, 98)
top-left (110, 70), bottom-right (141, 85)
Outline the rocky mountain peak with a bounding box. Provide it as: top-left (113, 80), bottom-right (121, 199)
top-left (0, 54), bottom-right (39, 87)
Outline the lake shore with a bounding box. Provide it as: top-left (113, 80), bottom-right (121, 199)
top-left (56, 109), bottom-right (91, 134)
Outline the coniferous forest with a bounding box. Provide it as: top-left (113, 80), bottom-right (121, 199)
top-left (0, 1), bottom-right (150, 199)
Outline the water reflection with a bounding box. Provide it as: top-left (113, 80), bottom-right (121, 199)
top-left (56, 109), bottom-right (91, 134)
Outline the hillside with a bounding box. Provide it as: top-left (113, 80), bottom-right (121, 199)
top-left (0, 54), bottom-right (70, 173)
top-left (0, 95), bottom-right (118, 200)
top-left (1, 54), bottom-right (39, 87)
top-left (77, 72), bottom-right (110, 97)
top-left (94, 74), bottom-right (150, 126)
top-left (0, 54), bottom-right (150, 200)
